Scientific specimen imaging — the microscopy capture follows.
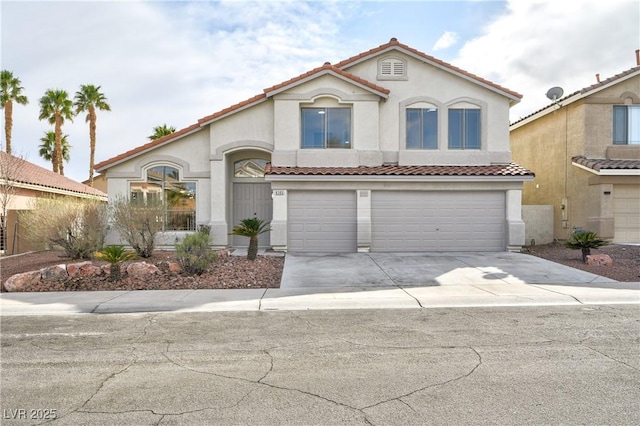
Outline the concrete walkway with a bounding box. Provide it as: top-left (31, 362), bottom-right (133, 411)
top-left (1, 252), bottom-right (639, 315)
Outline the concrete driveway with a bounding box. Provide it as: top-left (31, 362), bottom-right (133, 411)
top-left (280, 252), bottom-right (617, 289)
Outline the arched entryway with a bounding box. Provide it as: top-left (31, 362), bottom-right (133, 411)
top-left (230, 154), bottom-right (272, 248)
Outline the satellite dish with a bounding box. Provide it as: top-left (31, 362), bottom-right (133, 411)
top-left (546, 86), bottom-right (564, 101)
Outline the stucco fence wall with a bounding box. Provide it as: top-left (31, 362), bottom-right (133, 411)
top-left (522, 205), bottom-right (554, 246)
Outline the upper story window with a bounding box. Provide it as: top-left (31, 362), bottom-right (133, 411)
top-left (378, 57), bottom-right (407, 80)
top-left (301, 107), bottom-right (351, 149)
top-left (406, 108), bottom-right (438, 149)
top-left (130, 165), bottom-right (196, 231)
top-left (448, 108), bottom-right (481, 150)
top-left (613, 105), bottom-right (640, 145)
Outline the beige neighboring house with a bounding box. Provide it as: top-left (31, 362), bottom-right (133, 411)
top-left (83, 173), bottom-right (108, 193)
top-left (96, 38), bottom-right (534, 253)
top-left (0, 152), bottom-right (108, 255)
top-left (510, 61), bottom-right (640, 243)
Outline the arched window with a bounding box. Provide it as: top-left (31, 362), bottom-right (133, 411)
top-left (130, 165), bottom-right (196, 231)
top-left (234, 159), bottom-right (267, 178)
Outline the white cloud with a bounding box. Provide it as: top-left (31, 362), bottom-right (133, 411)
top-left (452, 0), bottom-right (640, 121)
top-left (1, 0), bottom-right (351, 182)
top-left (432, 31), bottom-right (459, 51)
top-left (2, 0), bottom-right (638, 183)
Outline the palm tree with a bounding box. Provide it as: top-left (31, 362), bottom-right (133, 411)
top-left (39, 130), bottom-right (70, 173)
top-left (148, 124), bottom-right (176, 140)
top-left (0, 70), bottom-right (29, 155)
top-left (230, 217), bottom-right (271, 260)
top-left (74, 84), bottom-right (110, 187)
top-left (38, 89), bottom-right (74, 174)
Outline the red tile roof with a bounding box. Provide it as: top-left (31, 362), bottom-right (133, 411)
top-left (96, 38), bottom-right (521, 170)
top-left (335, 38), bottom-right (522, 100)
top-left (94, 123), bottom-right (201, 171)
top-left (263, 62), bottom-right (390, 97)
top-left (1, 152), bottom-right (107, 198)
top-left (572, 156), bottom-right (640, 171)
top-left (265, 163), bottom-right (534, 177)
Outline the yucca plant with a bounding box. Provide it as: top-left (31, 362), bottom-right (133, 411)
top-left (230, 217), bottom-right (271, 260)
top-left (565, 231), bottom-right (608, 263)
top-left (95, 245), bottom-right (137, 281)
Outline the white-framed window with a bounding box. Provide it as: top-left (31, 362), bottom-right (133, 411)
top-left (130, 165), bottom-right (196, 231)
top-left (378, 57), bottom-right (407, 80)
top-left (448, 108), bottom-right (481, 150)
top-left (613, 105), bottom-right (640, 145)
top-left (301, 107), bottom-right (351, 149)
top-left (406, 108), bottom-right (438, 149)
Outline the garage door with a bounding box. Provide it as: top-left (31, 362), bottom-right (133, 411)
top-left (288, 191), bottom-right (357, 252)
top-left (372, 191), bottom-right (505, 252)
top-left (614, 185), bottom-right (640, 243)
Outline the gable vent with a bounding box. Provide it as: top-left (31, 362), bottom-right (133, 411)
top-left (378, 57), bottom-right (407, 80)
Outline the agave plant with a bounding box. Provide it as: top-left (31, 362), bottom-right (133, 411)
top-left (95, 245), bottom-right (137, 281)
top-left (230, 217), bottom-right (271, 260)
top-left (565, 231), bottom-right (608, 263)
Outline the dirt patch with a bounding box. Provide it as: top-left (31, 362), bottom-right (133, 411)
top-left (523, 242), bottom-right (640, 282)
top-left (1, 250), bottom-right (284, 292)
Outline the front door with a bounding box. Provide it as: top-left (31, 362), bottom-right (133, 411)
top-left (232, 183), bottom-right (272, 247)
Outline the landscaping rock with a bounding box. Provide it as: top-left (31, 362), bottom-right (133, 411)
top-left (3, 270), bottom-right (42, 292)
top-left (41, 264), bottom-right (69, 281)
top-left (126, 262), bottom-right (159, 278)
top-left (586, 254), bottom-right (613, 266)
top-left (67, 261), bottom-right (102, 278)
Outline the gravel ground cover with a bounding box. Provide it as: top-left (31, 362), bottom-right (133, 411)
top-left (1, 243), bottom-right (638, 292)
top-left (1, 250), bottom-right (283, 292)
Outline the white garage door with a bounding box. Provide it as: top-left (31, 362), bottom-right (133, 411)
top-left (372, 191), bottom-right (506, 252)
top-left (288, 191), bottom-right (357, 252)
top-left (614, 185), bottom-right (640, 243)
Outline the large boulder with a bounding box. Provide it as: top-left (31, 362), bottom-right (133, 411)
top-left (586, 254), bottom-right (613, 266)
top-left (126, 262), bottom-right (159, 278)
top-left (67, 261), bottom-right (102, 278)
top-left (41, 264), bottom-right (69, 281)
top-left (3, 271), bottom-right (42, 292)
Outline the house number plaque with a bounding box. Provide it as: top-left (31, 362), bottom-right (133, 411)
top-left (273, 190), bottom-right (286, 196)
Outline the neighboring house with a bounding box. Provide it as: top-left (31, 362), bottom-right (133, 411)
top-left (510, 60), bottom-right (640, 244)
top-left (82, 173), bottom-right (108, 193)
top-left (95, 38), bottom-right (533, 253)
top-left (0, 151), bottom-right (108, 255)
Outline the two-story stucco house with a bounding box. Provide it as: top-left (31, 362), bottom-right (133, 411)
top-left (511, 60), bottom-right (640, 244)
top-left (95, 38), bottom-right (534, 253)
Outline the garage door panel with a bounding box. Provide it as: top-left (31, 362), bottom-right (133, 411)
top-left (614, 185), bottom-right (640, 243)
top-left (288, 191), bottom-right (357, 253)
top-left (372, 191), bottom-right (505, 252)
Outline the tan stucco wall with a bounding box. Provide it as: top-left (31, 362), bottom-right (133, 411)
top-left (510, 72), bottom-right (640, 241)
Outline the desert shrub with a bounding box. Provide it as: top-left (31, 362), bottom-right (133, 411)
top-left (175, 231), bottom-right (217, 275)
top-left (198, 224), bottom-right (211, 235)
top-left (20, 197), bottom-right (108, 259)
top-left (110, 195), bottom-right (164, 258)
top-left (565, 230), bottom-right (608, 263)
top-left (95, 245), bottom-right (137, 281)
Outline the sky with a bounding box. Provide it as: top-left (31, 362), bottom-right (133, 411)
top-left (1, 0), bottom-right (639, 184)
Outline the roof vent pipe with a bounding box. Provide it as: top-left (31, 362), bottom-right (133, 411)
top-left (596, 73), bottom-right (600, 83)
top-left (636, 49), bottom-right (640, 66)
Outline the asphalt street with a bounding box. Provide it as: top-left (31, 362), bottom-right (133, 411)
top-left (1, 305), bottom-right (639, 425)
